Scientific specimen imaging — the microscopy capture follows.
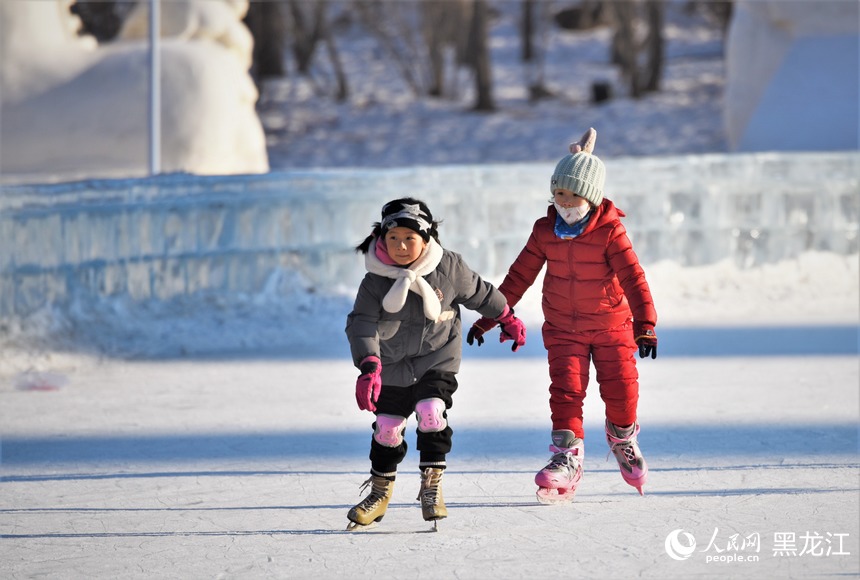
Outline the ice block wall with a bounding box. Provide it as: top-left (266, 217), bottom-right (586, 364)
top-left (1, 152), bottom-right (858, 318)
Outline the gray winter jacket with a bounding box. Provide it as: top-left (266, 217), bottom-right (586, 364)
top-left (345, 248), bottom-right (507, 387)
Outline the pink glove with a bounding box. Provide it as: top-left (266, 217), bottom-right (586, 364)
top-left (355, 355), bottom-right (382, 412)
top-left (496, 306), bottom-right (526, 352)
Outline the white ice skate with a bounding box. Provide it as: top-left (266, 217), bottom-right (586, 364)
top-left (535, 430), bottom-right (584, 504)
top-left (605, 420), bottom-right (648, 496)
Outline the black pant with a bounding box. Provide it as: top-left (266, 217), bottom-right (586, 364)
top-left (369, 370), bottom-right (458, 475)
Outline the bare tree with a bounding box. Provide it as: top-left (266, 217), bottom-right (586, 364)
top-left (244, 2), bottom-right (287, 81)
top-left (286, 0), bottom-right (324, 74)
top-left (606, 0), bottom-right (665, 98)
top-left (421, 0), bottom-right (472, 98)
top-left (285, 0), bottom-right (348, 100)
top-left (319, 5), bottom-right (349, 101)
top-left (467, 0), bottom-right (495, 111)
top-left (355, 0), bottom-right (493, 111)
top-left (246, 1), bottom-right (348, 100)
top-left (354, 1), bottom-right (427, 96)
top-left (521, 0), bottom-right (555, 101)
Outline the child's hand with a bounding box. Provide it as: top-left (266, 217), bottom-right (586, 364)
top-left (467, 317), bottom-right (497, 347)
top-left (355, 355), bottom-right (382, 412)
top-left (634, 322), bottom-right (658, 359)
top-left (497, 308), bottom-right (527, 352)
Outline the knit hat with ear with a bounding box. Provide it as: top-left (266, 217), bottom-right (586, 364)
top-left (550, 152), bottom-right (606, 206)
top-left (380, 198), bottom-right (434, 242)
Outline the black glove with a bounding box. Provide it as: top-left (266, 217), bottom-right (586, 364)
top-left (634, 322), bottom-right (657, 359)
top-left (466, 317), bottom-right (497, 347)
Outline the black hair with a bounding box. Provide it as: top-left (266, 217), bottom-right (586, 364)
top-left (355, 197), bottom-right (441, 254)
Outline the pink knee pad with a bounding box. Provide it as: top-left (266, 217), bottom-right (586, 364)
top-left (373, 414), bottom-right (407, 447)
top-left (415, 398), bottom-right (447, 433)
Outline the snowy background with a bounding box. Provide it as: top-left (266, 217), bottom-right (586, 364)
top-left (259, 1), bottom-right (728, 168)
top-left (1, 2), bottom-right (859, 579)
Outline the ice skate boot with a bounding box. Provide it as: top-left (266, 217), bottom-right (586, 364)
top-left (605, 420), bottom-right (648, 495)
top-left (534, 429), bottom-right (584, 504)
top-left (417, 467), bottom-right (447, 529)
top-left (346, 474), bottom-right (395, 531)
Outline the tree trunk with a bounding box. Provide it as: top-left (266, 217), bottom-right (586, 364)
top-left (521, 0), bottom-right (552, 101)
top-left (288, 0), bottom-right (326, 75)
top-left (607, 0), bottom-right (663, 99)
top-left (641, 0), bottom-right (664, 93)
top-left (245, 2), bottom-right (286, 81)
top-left (423, 2), bottom-right (448, 97)
top-left (521, 0), bottom-right (534, 62)
top-left (469, 0), bottom-right (495, 111)
top-left (608, 1), bottom-right (635, 95)
top-left (320, 2), bottom-right (349, 101)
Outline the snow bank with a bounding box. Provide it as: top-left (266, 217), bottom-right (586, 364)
top-left (725, 0), bottom-right (860, 151)
top-left (1, 152), bottom-right (857, 357)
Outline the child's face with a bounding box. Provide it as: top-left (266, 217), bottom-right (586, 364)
top-left (384, 227), bottom-right (427, 266)
top-left (553, 189), bottom-right (589, 209)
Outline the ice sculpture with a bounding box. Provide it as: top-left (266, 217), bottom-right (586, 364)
top-left (725, 0), bottom-right (859, 152)
top-left (0, 0), bottom-right (268, 181)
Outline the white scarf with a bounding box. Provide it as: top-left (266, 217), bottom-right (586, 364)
top-left (365, 237), bottom-right (444, 321)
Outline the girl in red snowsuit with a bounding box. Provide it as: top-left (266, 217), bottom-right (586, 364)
top-left (468, 129), bottom-right (658, 499)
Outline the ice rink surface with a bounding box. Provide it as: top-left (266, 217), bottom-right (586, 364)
top-left (2, 351), bottom-right (857, 579)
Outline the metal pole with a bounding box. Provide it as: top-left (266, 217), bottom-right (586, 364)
top-left (148, 0), bottom-right (161, 175)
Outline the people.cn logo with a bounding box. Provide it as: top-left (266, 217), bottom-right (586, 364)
top-left (665, 529), bottom-right (697, 561)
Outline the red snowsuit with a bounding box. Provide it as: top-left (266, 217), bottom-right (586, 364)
top-left (498, 200), bottom-right (656, 438)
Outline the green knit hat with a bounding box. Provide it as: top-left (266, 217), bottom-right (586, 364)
top-left (550, 152), bottom-right (606, 206)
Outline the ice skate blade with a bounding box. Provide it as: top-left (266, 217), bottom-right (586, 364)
top-left (621, 474), bottom-right (647, 495)
top-left (536, 487), bottom-right (576, 505)
top-left (346, 520), bottom-right (379, 532)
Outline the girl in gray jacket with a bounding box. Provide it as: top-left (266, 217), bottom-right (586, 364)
top-left (345, 197), bottom-right (525, 531)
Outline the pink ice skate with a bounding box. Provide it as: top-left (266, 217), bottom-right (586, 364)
top-left (535, 430), bottom-right (584, 504)
top-left (605, 420), bottom-right (648, 495)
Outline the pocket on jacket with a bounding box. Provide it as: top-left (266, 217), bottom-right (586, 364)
top-left (422, 313), bottom-right (456, 350)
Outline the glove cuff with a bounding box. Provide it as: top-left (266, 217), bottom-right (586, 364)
top-left (495, 305), bottom-right (515, 325)
top-left (359, 355), bottom-right (381, 375)
top-left (633, 322), bottom-right (656, 341)
top-left (473, 316), bottom-right (498, 333)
